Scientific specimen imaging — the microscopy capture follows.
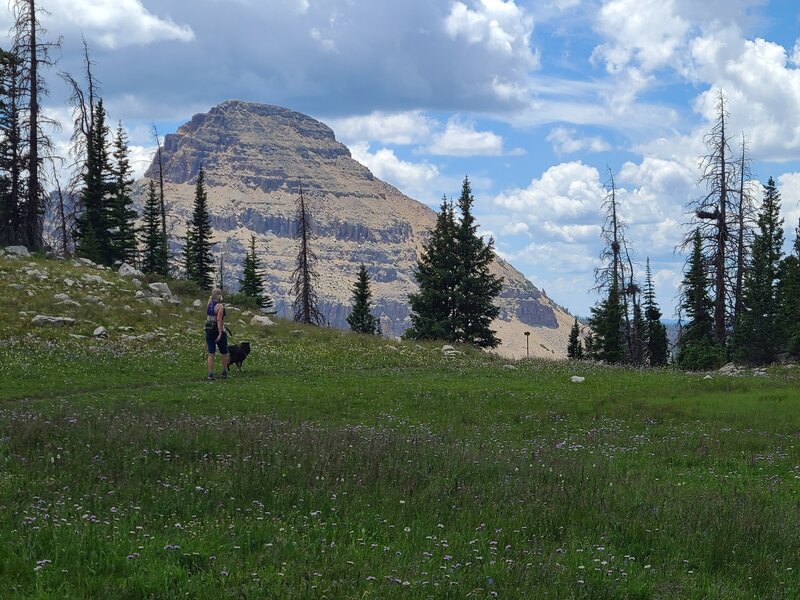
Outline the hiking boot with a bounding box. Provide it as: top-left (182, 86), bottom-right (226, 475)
top-left (207, 373), bottom-right (215, 381)
top-left (221, 370), bottom-right (228, 379)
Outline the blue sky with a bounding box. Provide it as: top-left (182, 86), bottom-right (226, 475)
top-left (3, 0), bottom-right (800, 318)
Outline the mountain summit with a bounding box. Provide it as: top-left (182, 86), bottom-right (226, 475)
top-left (140, 100), bottom-right (574, 358)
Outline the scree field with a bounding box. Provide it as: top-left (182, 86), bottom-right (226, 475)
top-left (1, 254), bottom-right (800, 599)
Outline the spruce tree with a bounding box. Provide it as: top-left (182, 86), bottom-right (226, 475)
top-left (75, 99), bottom-right (113, 264)
top-left (677, 229), bottom-right (721, 370)
top-left (239, 233), bottom-right (272, 310)
top-left (643, 258), bottom-right (669, 366)
top-left (110, 122), bottom-right (137, 265)
top-left (184, 166), bottom-right (215, 290)
top-left (347, 264), bottom-right (380, 335)
top-left (453, 176), bottom-right (502, 348)
top-left (406, 197), bottom-right (459, 341)
top-left (140, 180), bottom-right (166, 274)
top-left (778, 220), bottom-right (800, 356)
top-left (589, 281), bottom-right (624, 364)
top-left (567, 317), bottom-right (583, 359)
top-left (0, 48), bottom-right (23, 246)
top-left (731, 177), bottom-right (784, 364)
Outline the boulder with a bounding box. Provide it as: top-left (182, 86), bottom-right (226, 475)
top-left (718, 362), bottom-right (738, 374)
top-left (442, 345), bottom-right (459, 357)
top-left (82, 274), bottom-right (110, 285)
top-left (503, 364), bottom-right (517, 370)
top-left (118, 263), bottom-right (145, 278)
top-left (32, 315), bottom-right (75, 327)
top-left (93, 326), bottom-right (109, 338)
top-left (130, 278), bottom-right (142, 288)
top-left (5, 245), bottom-right (31, 257)
top-left (570, 376), bottom-right (585, 383)
top-left (148, 282), bottom-right (173, 298)
top-left (53, 293), bottom-right (71, 302)
top-left (251, 315), bottom-right (275, 327)
top-left (192, 299), bottom-right (202, 307)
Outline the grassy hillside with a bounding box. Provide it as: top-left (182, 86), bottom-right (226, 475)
top-left (2, 252), bottom-right (800, 598)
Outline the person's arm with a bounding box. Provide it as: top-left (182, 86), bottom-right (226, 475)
top-left (216, 303), bottom-right (224, 340)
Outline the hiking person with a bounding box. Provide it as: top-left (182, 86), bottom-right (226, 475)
top-left (205, 288), bottom-right (229, 380)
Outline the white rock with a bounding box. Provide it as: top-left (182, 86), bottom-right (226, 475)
top-left (148, 282), bottom-right (173, 297)
top-left (53, 293), bottom-right (70, 302)
top-left (118, 263), bottom-right (145, 278)
top-left (385, 345), bottom-right (399, 352)
top-left (503, 364), bottom-right (517, 370)
top-left (441, 344), bottom-right (459, 356)
top-left (570, 376), bottom-right (585, 383)
top-left (148, 297), bottom-right (164, 305)
top-left (130, 278), bottom-right (142, 288)
top-left (5, 245), bottom-right (31, 257)
top-left (251, 315), bottom-right (275, 327)
top-left (32, 315), bottom-right (75, 327)
top-left (82, 274), bottom-right (109, 285)
top-left (93, 326), bottom-right (108, 338)
top-left (704, 374), bottom-right (713, 380)
top-left (718, 362), bottom-right (738, 374)
top-left (57, 300), bottom-right (82, 308)
top-left (84, 295), bottom-right (103, 304)
top-left (63, 278), bottom-right (75, 287)
top-left (192, 299), bottom-right (202, 307)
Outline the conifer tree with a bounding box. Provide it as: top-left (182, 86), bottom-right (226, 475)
top-left (567, 317), bottom-right (583, 359)
top-left (184, 166), bottom-right (214, 290)
top-left (346, 264), bottom-right (380, 335)
top-left (643, 258), bottom-right (669, 366)
top-left (291, 182), bottom-right (323, 325)
top-left (0, 48), bottom-right (24, 246)
top-left (75, 99), bottom-right (113, 264)
top-left (140, 180), bottom-right (167, 274)
top-left (589, 281), bottom-right (625, 363)
top-left (677, 229), bottom-right (721, 370)
top-left (406, 197), bottom-right (459, 341)
top-left (110, 122), bottom-right (137, 265)
top-left (730, 177), bottom-right (784, 364)
top-left (453, 176), bottom-right (502, 348)
top-left (239, 233), bottom-right (272, 310)
top-left (778, 220), bottom-right (800, 356)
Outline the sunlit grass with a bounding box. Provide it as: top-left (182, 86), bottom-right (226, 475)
top-left (2, 252), bottom-right (800, 598)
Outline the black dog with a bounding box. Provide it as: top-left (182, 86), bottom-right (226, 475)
top-left (227, 341), bottom-right (251, 370)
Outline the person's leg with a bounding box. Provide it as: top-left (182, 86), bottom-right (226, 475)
top-left (219, 333), bottom-right (229, 377)
top-left (206, 333), bottom-right (217, 379)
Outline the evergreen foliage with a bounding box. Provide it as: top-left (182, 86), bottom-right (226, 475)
top-left (731, 177), bottom-right (784, 364)
top-left (0, 48), bottom-right (23, 247)
top-left (643, 258), bottom-right (669, 366)
top-left (407, 178), bottom-right (502, 348)
top-left (677, 229), bottom-right (722, 370)
top-left (589, 281), bottom-right (625, 364)
top-left (406, 197), bottom-right (459, 342)
top-left (110, 122), bottom-right (137, 265)
top-left (74, 99), bottom-right (113, 264)
top-left (140, 181), bottom-right (167, 275)
top-left (184, 167), bottom-right (215, 290)
top-left (239, 234), bottom-right (273, 311)
top-left (347, 264), bottom-right (380, 336)
top-left (567, 317), bottom-right (583, 359)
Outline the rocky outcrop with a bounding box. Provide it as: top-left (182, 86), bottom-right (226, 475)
top-left (136, 100), bottom-right (574, 358)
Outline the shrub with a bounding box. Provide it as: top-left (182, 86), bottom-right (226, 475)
top-left (677, 339), bottom-right (725, 371)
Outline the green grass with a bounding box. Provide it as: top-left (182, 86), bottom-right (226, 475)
top-left (2, 253), bottom-right (800, 598)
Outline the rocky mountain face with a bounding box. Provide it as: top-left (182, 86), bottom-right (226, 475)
top-left (138, 100), bottom-right (574, 359)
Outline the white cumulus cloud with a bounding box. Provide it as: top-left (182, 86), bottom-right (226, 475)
top-left (328, 111), bottom-right (436, 145)
top-left (547, 127), bottom-right (611, 155)
top-left (423, 119), bottom-right (506, 156)
top-left (47, 0), bottom-right (195, 48)
top-left (348, 142), bottom-right (441, 205)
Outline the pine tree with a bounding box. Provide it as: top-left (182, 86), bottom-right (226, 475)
top-left (0, 48), bottom-right (24, 246)
top-left (140, 180), bottom-right (166, 274)
top-left (239, 233), bottom-right (272, 310)
top-left (453, 176), bottom-right (502, 348)
top-left (589, 281), bottom-right (625, 364)
top-left (567, 317), bottom-right (583, 359)
top-left (346, 264), bottom-right (380, 335)
top-left (677, 229), bottom-right (721, 370)
top-left (75, 99), bottom-right (113, 264)
top-left (110, 122), bottom-right (137, 265)
top-left (406, 197), bottom-right (459, 341)
top-left (291, 182), bottom-right (323, 325)
top-left (778, 220), bottom-right (800, 356)
top-left (184, 166), bottom-right (215, 290)
top-left (643, 258), bottom-right (669, 366)
top-left (730, 177), bottom-right (784, 364)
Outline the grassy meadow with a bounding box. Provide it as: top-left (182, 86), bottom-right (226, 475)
top-left (2, 253), bottom-right (800, 598)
